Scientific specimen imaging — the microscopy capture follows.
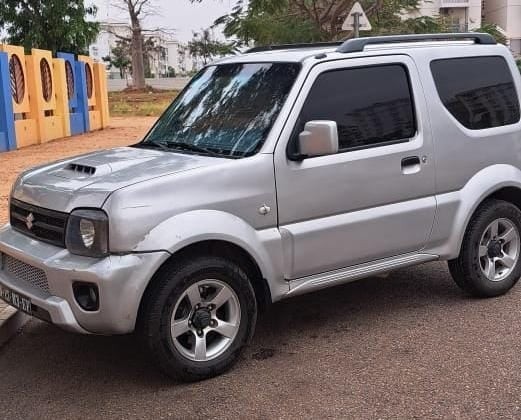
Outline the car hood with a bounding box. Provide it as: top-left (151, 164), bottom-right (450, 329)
top-left (11, 146), bottom-right (224, 212)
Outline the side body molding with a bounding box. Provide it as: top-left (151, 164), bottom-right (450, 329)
top-left (428, 164), bottom-right (521, 259)
top-left (132, 210), bottom-right (288, 301)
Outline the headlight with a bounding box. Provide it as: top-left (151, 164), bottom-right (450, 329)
top-left (66, 209), bottom-right (109, 258)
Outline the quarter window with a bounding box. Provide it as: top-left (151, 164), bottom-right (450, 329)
top-left (431, 56), bottom-right (520, 130)
top-left (293, 64), bottom-right (416, 153)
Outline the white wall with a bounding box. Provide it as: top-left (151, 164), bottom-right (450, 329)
top-left (107, 77), bottom-right (190, 92)
top-left (506, 0), bottom-right (521, 38)
top-left (483, 0), bottom-right (521, 54)
top-left (484, 0), bottom-right (509, 31)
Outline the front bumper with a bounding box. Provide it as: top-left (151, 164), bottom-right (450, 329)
top-left (0, 225), bottom-right (168, 335)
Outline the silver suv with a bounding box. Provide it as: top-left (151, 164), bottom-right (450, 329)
top-left (2, 33), bottom-right (521, 381)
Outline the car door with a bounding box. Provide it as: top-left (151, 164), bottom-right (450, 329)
top-left (274, 55), bottom-right (437, 279)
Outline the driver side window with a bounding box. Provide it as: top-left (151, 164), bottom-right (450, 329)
top-left (290, 64), bottom-right (417, 156)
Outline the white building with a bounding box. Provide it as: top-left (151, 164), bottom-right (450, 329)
top-left (89, 20), bottom-right (198, 79)
top-left (483, 0), bottom-right (521, 54)
top-left (88, 21), bottom-right (129, 77)
top-left (405, 0), bottom-right (521, 55)
top-left (406, 0), bottom-right (482, 32)
top-left (165, 40), bottom-right (198, 75)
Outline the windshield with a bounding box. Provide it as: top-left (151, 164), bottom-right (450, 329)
top-left (141, 62), bottom-right (301, 158)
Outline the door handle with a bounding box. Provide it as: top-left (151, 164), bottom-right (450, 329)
top-left (401, 156), bottom-right (421, 175)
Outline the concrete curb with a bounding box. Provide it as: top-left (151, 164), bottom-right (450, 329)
top-left (0, 304), bottom-right (29, 347)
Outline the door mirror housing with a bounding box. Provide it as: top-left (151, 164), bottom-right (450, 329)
top-left (296, 121), bottom-right (339, 160)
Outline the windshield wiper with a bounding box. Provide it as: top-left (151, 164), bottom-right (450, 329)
top-left (163, 141), bottom-right (223, 158)
top-left (136, 140), bottom-right (232, 158)
top-left (134, 141), bottom-right (170, 151)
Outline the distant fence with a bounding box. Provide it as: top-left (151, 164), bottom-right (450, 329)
top-left (108, 77), bottom-right (191, 92)
top-left (0, 45), bottom-right (109, 152)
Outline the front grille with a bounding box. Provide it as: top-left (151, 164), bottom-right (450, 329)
top-left (1, 253), bottom-right (50, 293)
top-left (10, 199), bottom-right (68, 247)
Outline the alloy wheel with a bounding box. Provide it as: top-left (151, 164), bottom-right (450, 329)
top-left (479, 218), bottom-right (520, 282)
top-left (170, 279), bottom-right (241, 362)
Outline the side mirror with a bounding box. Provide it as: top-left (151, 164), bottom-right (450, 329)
top-left (297, 120), bottom-right (339, 159)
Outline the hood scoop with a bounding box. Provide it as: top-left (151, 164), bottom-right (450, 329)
top-left (52, 161), bottom-right (112, 180)
top-left (66, 163), bottom-right (97, 176)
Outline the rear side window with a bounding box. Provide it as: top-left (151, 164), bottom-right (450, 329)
top-left (431, 56), bottom-right (520, 130)
top-left (293, 64), bottom-right (416, 153)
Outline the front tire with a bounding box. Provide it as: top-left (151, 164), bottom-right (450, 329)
top-left (141, 256), bottom-right (257, 382)
top-left (449, 199), bottom-right (521, 297)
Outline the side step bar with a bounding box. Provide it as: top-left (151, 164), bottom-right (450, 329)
top-left (286, 253), bottom-right (439, 298)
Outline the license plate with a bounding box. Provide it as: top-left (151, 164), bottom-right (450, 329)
top-left (0, 285), bottom-right (32, 315)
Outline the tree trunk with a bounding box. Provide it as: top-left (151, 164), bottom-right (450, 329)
top-left (130, 17), bottom-right (146, 89)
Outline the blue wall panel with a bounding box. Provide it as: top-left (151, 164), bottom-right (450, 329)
top-left (76, 60), bottom-right (90, 133)
top-left (0, 52), bottom-right (16, 152)
top-left (57, 52), bottom-right (89, 135)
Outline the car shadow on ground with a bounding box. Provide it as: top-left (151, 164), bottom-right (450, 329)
top-left (0, 261), bottom-right (467, 390)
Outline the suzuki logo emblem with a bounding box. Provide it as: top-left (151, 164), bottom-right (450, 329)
top-left (25, 213), bottom-right (35, 230)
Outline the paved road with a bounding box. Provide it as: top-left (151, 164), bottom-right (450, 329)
top-left (2, 261), bottom-right (521, 419)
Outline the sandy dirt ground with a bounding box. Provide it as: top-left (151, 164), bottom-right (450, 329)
top-left (0, 117), bottom-right (156, 225)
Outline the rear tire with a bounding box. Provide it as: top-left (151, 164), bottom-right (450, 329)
top-left (141, 255), bottom-right (257, 382)
top-left (448, 199), bottom-right (521, 297)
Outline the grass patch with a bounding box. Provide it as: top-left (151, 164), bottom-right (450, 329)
top-left (109, 89), bottom-right (178, 117)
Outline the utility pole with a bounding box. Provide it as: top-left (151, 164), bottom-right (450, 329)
top-left (353, 12), bottom-right (361, 38)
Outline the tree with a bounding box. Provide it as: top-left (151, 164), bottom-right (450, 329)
top-left (177, 44), bottom-right (190, 74)
top-left (365, 0), bottom-right (442, 35)
top-left (188, 29), bottom-right (236, 66)
top-left (143, 36), bottom-right (167, 78)
top-left (112, 0), bottom-right (158, 89)
top-left (167, 66), bottom-right (176, 78)
top-left (212, 0), bottom-right (322, 45)
top-left (206, 0), bottom-right (456, 46)
top-left (472, 23), bottom-right (507, 45)
top-left (0, 0), bottom-right (99, 55)
top-left (103, 40), bottom-right (132, 80)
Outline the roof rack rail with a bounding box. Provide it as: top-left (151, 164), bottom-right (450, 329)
top-left (246, 41), bottom-right (344, 54)
top-left (337, 33), bottom-right (496, 53)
